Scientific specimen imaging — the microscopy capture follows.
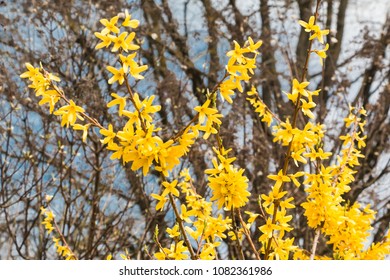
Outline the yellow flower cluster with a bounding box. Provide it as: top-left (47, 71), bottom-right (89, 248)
top-left (20, 63), bottom-right (61, 113)
top-left (245, 11), bottom-right (389, 260)
top-left (21, 8), bottom-right (390, 261)
top-left (221, 37), bottom-right (262, 103)
top-left (153, 169), bottom-right (229, 260)
top-left (20, 63), bottom-right (89, 136)
top-left (299, 16), bottom-right (329, 65)
top-left (258, 184), bottom-right (296, 259)
top-left (40, 206), bottom-right (55, 234)
top-left (205, 147), bottom-right (250, 210)
top-left (246, 86), bottom-right (273, 127)
top-left (40, 207), bottom-right (76, 260)
top-left (193, 99), bottom-right (223, 140)
top-left (155, 241), bottom-right (189, 260)
top-left (95, 12), bottom-right (147, 83)
top-left (301, 106), bottom-right (390, 259)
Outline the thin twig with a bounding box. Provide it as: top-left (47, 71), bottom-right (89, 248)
top-left (310, 228), bottom-right (321, 260)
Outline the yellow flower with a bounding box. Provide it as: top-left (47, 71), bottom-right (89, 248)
top-left (73, 124), bottom-right (90, 143)
top-left (199, 242), bottom-right (220, 260)
top-left (194, 99), bottom-right (217, 124)
top-left (166, 224), bottom-right (180, 238)
top-left (180, 204), bottom-right (195, 223)
top-left (313, 43), bottom-right (329, 65)
top-left (219, 78), bottom-right (236, 103)
top-left (94, 31), bottom-right (112, 49)
top-left (208, 166), bottom-right (250, 209)
top-left (279, 196), bottom-right (295, 210)
top-left (38, 90), bottom-right (60, 113)
top-left (245, 211), bottom-right (259, 224)
top-left (288, 171), bottom-right (305, 187)
top-left (261, 184), bottom-right (287, 211)
top-left (20, 63), bottom-right (40, 79)
top-left (100, 124), bottom-right (116, 144)
top-left (167, 241), bottom-right (188, 260)
top-left (298, 16), bottom-right (316, 32)
top-left (246, 37), bottom-right (263, 53)
top-left (300, 98), bottom-right (316, 119)
top-left (162, 179), bottom-right (180, 197)
top-left (226, 40), bottom-right (246, 65)
top-left (122, 10), bottom-right (140, 28)
top-left (106, 66), bottom-right (125, 84)
top-left (130, 64), bottom-right (148, 80)
top-left (107, 93), bottom-right (127, 115)
top-left (119, 52), bottom-right (137, 73)
top-left (151, 193), bottom-right (168, 211)
top-left (259, 217), bottom-right (281, 240)
top-left (290, 148), bottom-right (307, 167)
top-left (267, 169), bottom-right (291, 189)
top-left (309, 25), bottom-right (329, 44)
top-left (100, 15), bottom-right (120, 35)
top-left (54, 100), bottom-right (85, 127)
top-left (124, 32), bottom-right (140, 52)
top-left (109, 32), bottom-right (129, 52)
top-left (273, 118), bottom-right (298, 145)
top-left (292, 78), bottom-right (310, 98)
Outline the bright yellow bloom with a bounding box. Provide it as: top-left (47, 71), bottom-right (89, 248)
top-left (207, 156), bottom-right (250, 209)
top-left (109, 32), bottom-right (129, 52)
top-left (246, 37), bottom-right (263, 53)
top-left (267, 169), bottom-right (291, 189)
top-left (162, 179), bottom-right (179, 197)
top-left (119, 52), bottom-right (137, 72)
top-left (107, 93), bottom-right (127, 115)
top-left (151, 193), bottom-right (168, 211)
top-left (298, 16), bottom-right (316, 32)
top-left (100, 16), bottom-right (120, 35)
top-left (219, 77), bottom-right (236, 103)
top-left (261, 184), bottom-right (287, 212)
top-left (124, 32), bottom-right (140, 52)
top-left (304, 147), bottom-right (332, 161)
top-left (273, 118), bottom-right (298, 145)
top-left (54, 100), bottom-right (85, 127)
top-left (194, 99), bottom-right (218, 124)
top-left (199, 242), bottom-right (220, 260)
top-left (166, 224), bottom-right (180, 238)
top-left (38, 90), bottom-right (60, 113)
top-left (122, 10), bottom-right (140, 28)
top-left (94, 31), bottom-right (112, 49)
top-left (292, 78), bottom-right (310, 98)
top-left (20, 63), bottom-right (40, 79)
top-left (245, 211), bottom-right (260, 224)
top-left (137, 94), bottom-right (161, 123)
top-left (279, 197), bottom-right (295, 210)
top-left (226, 40), bottom-right (246, 65)
top-left (259, 217), bottom-right (281, 240)
top-left (130, 64), bottom-right (148, 79)
top-left (309, 25), bottom-right (329, 44)
top-left (313, 43), bottom-right (329, 65)
top-left (100, 124), bottom-right (116, 144)
top-left (288, 171), bottom-right (305, 187)
top-left (41, 207), bottom-right (56, 234)
top-left (167, 241), bottom-right (188, 260)
top-left (290, 148), bottom-right (307, 167)
top-left (202, 214), bottom-right (232, 240)
top-left (73, 124), bottom-right (90, 143)
top-left (180, 204), bottom-right (195, 223)
top-left (106, 66), bottom-right (125, 84)
top-left (300, 98), bottom-right (316, 119)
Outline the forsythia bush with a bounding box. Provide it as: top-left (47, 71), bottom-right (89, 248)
top-left (21, 3), bottom-right (390, 260)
